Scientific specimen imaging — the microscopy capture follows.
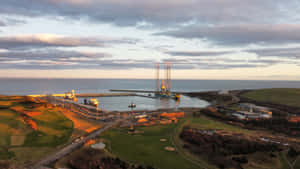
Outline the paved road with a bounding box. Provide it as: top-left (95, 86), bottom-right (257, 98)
top-left (30, 122), bottom-right (116, 169)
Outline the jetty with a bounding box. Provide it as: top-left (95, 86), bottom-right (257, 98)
top-left (28, 92), bottom-right (137, 98)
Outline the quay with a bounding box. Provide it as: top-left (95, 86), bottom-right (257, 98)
top-left (110, 89), bottom-right (158, 93)
top-left (110, 89), bottom-right (184, 94)
top-left (42, 96), bottom-right (109, 120)
top-left (28, 92), bottom-right (137, 98)
top-left (76, 92), bottom-right (136, 97)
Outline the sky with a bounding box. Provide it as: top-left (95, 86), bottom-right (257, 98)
top-left (0, 0), bottom-right (300, 80)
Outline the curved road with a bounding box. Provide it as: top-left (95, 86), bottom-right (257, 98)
top-left (30, 122), bottom-right (116, 169)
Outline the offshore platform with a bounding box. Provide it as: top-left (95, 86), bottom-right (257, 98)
top-left (155, 62), bottom-right (180, 100)
top-left (109, 62), bottom-right (181, 100)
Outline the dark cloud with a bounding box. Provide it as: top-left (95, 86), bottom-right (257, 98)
top-left (0, 34), bottom-right (138, 50)
top-left (0, 0), bottom-right (298, 27)
top-left (162, 57), bottom-right (292, 69)
top-left (0, 49), bottom-right (156, 70)
top-left (246, 47), bottom-right (300, 58)
top-left (155, 24), bottom-right (300, 46)
top-left (166, 51), bottom-right (234, 57)
top-left (0, 49), bottom-right (111, 61)
top-left (189, 58), bottom-right (285, 65)
top-left (0, 48), bottom-right (298, 70)
top-left (0, 59), bottom-right (157, 70)
top-left (0, 21), bottom-right (6, 27)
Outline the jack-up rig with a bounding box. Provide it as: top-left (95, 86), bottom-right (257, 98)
top-left (155, 62), bottom-right (180, 100)
top-left (109, 62), bottom-right (181, 100)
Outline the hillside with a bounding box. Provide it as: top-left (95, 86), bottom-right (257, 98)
top-left (0, 96), bottom-right (73, 168)
top-left (242, 88), bottom-right (300, 108)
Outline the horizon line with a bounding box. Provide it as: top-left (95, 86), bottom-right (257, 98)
top-left (0, 77), bottom-right (300, 82)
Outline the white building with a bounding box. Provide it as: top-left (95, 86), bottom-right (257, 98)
top-left (232, 110), bottom-right (272, 120)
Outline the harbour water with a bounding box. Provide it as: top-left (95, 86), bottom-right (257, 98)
top-left (1, 78), bottom-right (300, 111)
top-left (77, 95), bottom-right (209, 111)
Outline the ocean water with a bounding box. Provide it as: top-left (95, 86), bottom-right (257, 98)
top-left (1, 78), bottom-right (300, 111)
top-left (1, 78), bottom-right (300, 95)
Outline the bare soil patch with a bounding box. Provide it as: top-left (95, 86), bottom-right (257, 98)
top-left (10, 136), bottom-right (25, 146)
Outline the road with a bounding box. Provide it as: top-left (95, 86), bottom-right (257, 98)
top-left (30, 122), bottom-right (116, 169)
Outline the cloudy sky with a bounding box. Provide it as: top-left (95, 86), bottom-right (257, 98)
top-left (1, 0), bottom-right (300, 80)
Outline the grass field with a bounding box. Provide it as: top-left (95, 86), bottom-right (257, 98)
top-left (26, 108), bottom-right (73, 147)
top-left (100, 116), bottom-right (251, 169)
top-left (102, 114), bottom-right (290, 169)
top-left (171, 118), bottom-right (218, 169)
top-left (242, 88), bottom-right (300, 107)
top-left (0, 95), bottom-right (73, 166)
top-left (186, 116), bottom-right (255, 134)
top-left (101, 122), bottom-right (200, 169)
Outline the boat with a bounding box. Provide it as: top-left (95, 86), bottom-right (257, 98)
top-left (84, 98), bottom-right (99, 107)
top-left (174, 94), bottom-right (181, 100)
top-left (64, 90), bottom-right (77, 101)
top-left (128, 102), bottom-right (136, 108)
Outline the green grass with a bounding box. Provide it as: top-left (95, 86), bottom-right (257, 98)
top-left (186, 116), bottom-right (255, 134)
top-left (171, 119), bottom-right (217, 169)
top-left (242, 88), bottom-right (300, 107)
top-left (101, 123), bottom-right (200, 169)
top-left (101, 116), bottom-right (256, 169)
top-left (0, 109), bottom-right (27, 148)
top-left (294, 158), bottom-right (300, 169)
top-left (0, 147), bottom-right (15, 160)
top-left (0, 110), bottom-right (26, 129)
top-left (24, 109), bottom-right (73, 147)
top-left (0, 96), bottom-right (73, 163)
top-left (278, 152), bottom-right (291, 169)
top-left (102, 115), bottom-right (292, 169)
top-left (101, 116), bottom-right (248, 169)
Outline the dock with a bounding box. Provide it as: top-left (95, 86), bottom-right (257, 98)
top-left (110, 89), bottom-right (183, 94)
top-left (28, 92), bottom-right (137, 98)
top-left (110, 89), bottom-right (157, 93)
top-left (75, 92), bottom-right (136, 97)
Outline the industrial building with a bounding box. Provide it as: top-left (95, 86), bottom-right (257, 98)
top-left (232, 103), bottom-right (272, 120)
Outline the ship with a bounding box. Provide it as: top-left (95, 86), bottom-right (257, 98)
top-left (84, 98), bottom-right (99, 107)
top-left (128, 102), bottom-right (136, 108)
top-left (64, 90), bottom-right (77, 102)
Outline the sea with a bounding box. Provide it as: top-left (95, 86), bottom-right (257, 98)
top-left (1, 78), bottom-right (300, 111)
